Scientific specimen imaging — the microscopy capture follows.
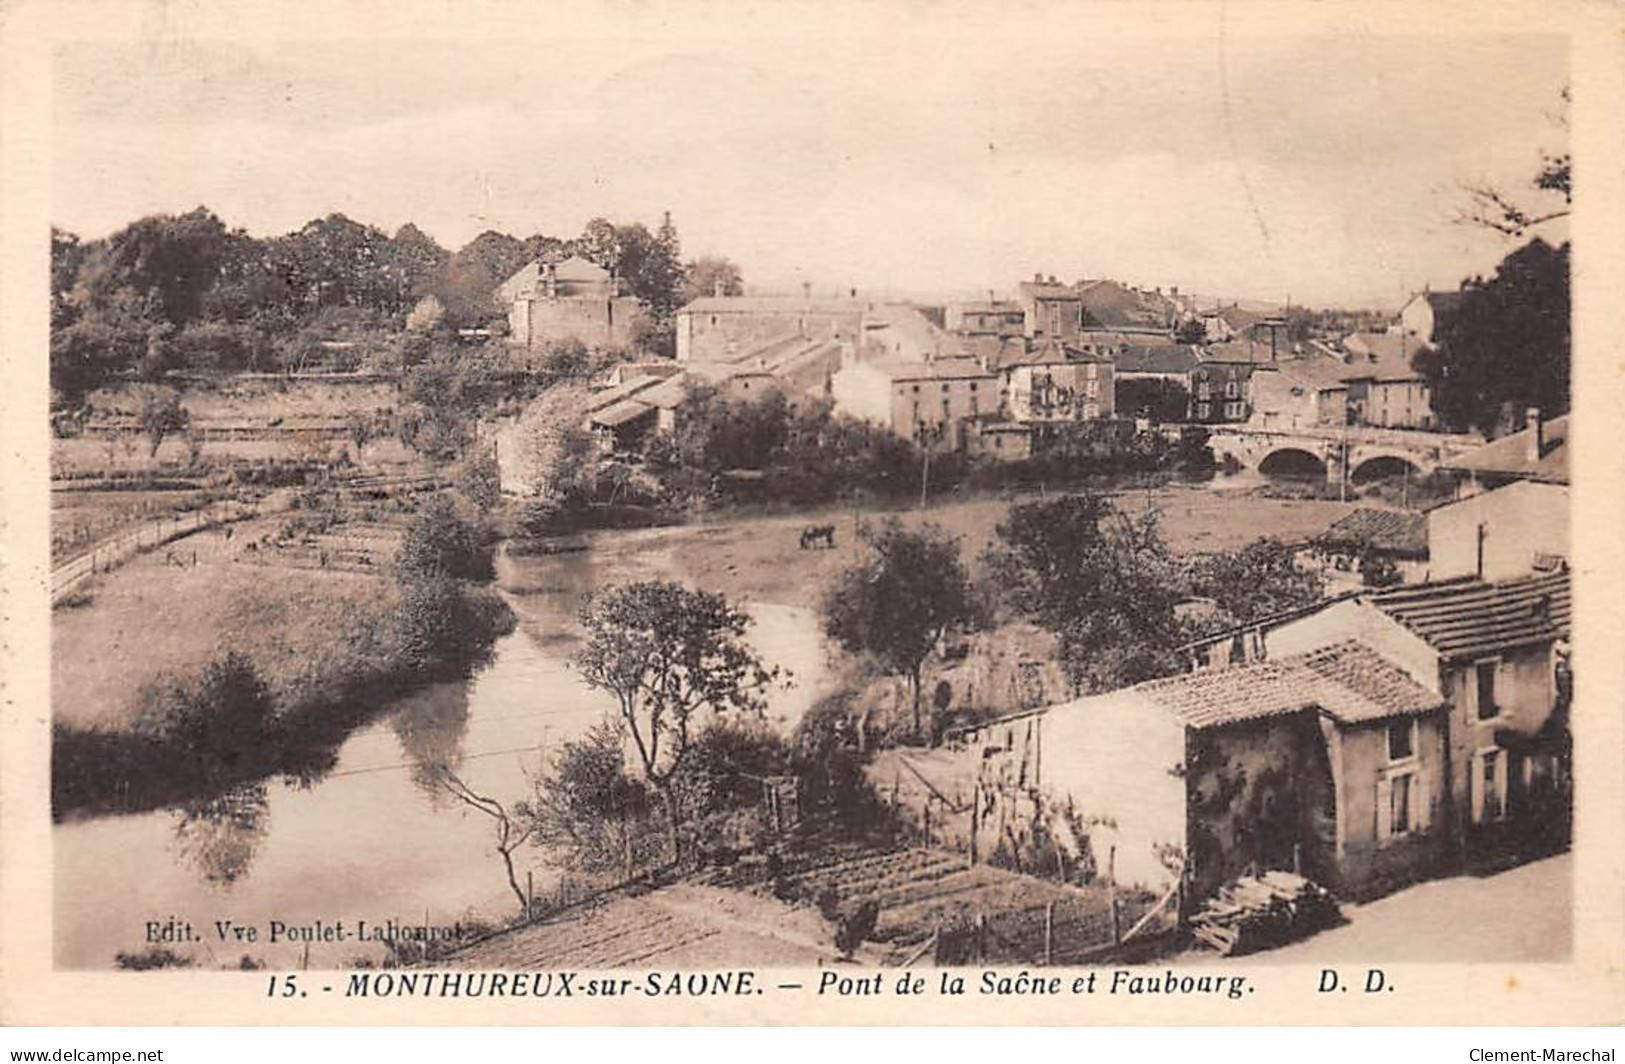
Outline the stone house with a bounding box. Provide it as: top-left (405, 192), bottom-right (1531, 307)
top-left (499, 255), bottom-right (645, 349)
top-left (954, 640), bottom-right (1450, 902)
top-left (1175, 571), bottom-right (1573, 878)
top-left (1338, 332), bottom-right (1434, 430)
top-left (829, 355), bottom-right (999, 449)
top-left (674, 293), bottom-right (865, 363)
top-left (1016, 276), bottom-right (1084, 341)
top-left (999, 340), bottom-right (1115, 423)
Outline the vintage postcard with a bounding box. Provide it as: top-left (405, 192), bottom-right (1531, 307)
top-left (2, 0), bottom-right (1622, 1027)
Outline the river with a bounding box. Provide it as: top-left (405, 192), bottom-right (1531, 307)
top-left (53, 548), bottom-right (833, 970)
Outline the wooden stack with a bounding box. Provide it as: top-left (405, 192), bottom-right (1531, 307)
top-left (1189, 871), bottom-right (1339, 956)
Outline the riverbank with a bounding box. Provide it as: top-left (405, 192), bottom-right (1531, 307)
top-left (50, 508), bottom-right (514, 820)
top-left (503, 481), bottom-right (1361, 614)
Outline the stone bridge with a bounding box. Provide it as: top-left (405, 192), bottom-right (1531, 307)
top-left (1207, 424), bottom-right (1485, 482)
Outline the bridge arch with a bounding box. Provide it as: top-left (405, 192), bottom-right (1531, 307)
top-left (1350, 453), bottom-right (1422, 484)
top-left (1257, 447), bottom-right (1328, 479)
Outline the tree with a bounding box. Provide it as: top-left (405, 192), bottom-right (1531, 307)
top-left (515, 381), bottom-right (601, 529)
top-left (683, 256), bottom-right (744, 303)
top-left (136, 387), bottom-right (189, 457)
top-left (436, 770), bottom-right (536, 916)
top-left (822, 520), bottom-right (974, 738)
top-left (529, 721), bottom-right (651, 880)
top-left (1458, 87), bottom-right (1570, 238)
top-left (1174, 317), bottom-right (1207, 344)
top-left (573, 581), bottom-right (775, 861)
top-left (1186, 536), bottom-right (1325, 632)
top-left (1413, 238), bottom-right (1570, 434)
top-left (397, 494), bottom-right (493, 582)
top-left (982, 494), bottom-right (1184, 693)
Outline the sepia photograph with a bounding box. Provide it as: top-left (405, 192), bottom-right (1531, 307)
top-left (2, 0), bottom-right (1619, 1031)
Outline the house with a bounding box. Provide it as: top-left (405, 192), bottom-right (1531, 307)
top-left (499, 255), bottom-right (645, 349)
top-left (1396, 288), bottom-right (1464, 347)
top-left (1176, 571), bottom-right (1573, 878)
top-left (1113, 344), bottom-right (1201, 422)
top-left (1077, 279), bottom-right (1180, 331)
top-left (1016, 276), bottom-right (1084, 341)
top-left (999, 340), bottom-right (1115, 423)
top-left (1191, 346), bottom-right (1267, 423)
top-left (1311, 508), bottom-right (1430, 585)
top-left (829, 355), bottom-right (999, 448)
top-left (1338, 332), bottom-right (1434, 429)
top-left (1426, 479), bottom-right (1569, 582)
top-left (945, 299), bottom-right (1026, 338)
top-left (1439, 410), bottom-right (1569, 497)
top-left (674, 292), bottom-right (866, 363)
top-left (860, 303), bottom-right (953, 364)
top-left (961, 640), bottom-right (1450, 902)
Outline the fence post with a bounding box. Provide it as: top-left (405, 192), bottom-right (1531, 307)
top-left (968, 782), bottom-right (979, 867)
top-left (527, 871), bottom-right (534, 918)
top-left (1108, 845), bottom-right (1119, 944)
top-left (1043, 901), bottom-right (1055, 965)
top-left (976, 910), bottom-right (987, 963)
top-left (923, 801), bottom-right (931, 847)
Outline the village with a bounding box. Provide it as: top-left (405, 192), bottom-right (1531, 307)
top-left (45, 187), bottom-right (1573, 972)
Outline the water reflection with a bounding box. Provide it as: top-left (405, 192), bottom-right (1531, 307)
top-left (391, 683), bottom-right (473, 801)
top-left (170, 783), bottom-right (270, 887)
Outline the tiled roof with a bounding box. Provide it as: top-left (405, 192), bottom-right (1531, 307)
top-left (1370, 571), bottom-right (1571, 660)
top-left (590, 397), bottom-right (658, 427)
top-left (1000, 339), bottom-right (1113, 367)
top-left (1133, 640), bottom-right (1441, 729)
top-left (551, 255), bottom-right (610, 282)
top-left (1338, 332), bottom-right (1423, 382)
top-left (1275, 354), bottom-right (1350, 391)
top-left (1115, 344), bottom-right (1201, 375)
top-left (1317, 508), bottom-right (1428, 557)
top-left (1442, 414), bottom-right (1569, 484)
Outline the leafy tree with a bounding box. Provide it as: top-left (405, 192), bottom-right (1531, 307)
top-left (1186, 536), bottom-right (1325, 632)
top-left (136, 386), bottom-right (190, 457)
top-left (573, 581), bottom-right (775, 861)
top-left (683, 256), bottom-right (745, 303)
top-left (982, 494), bottom-right (1184, 693)
top-left (1414, 238), bottom-right (1570, 434)
top-left (397, 494), bottom-right (494, 582)
top-left (516, 381), bottom-right (600, 529)
top-left (822, 520), bottom-right (974, 738)
top-left (529, 720), bottom-right (652, 879)
top-left (1174, 317), bottom-right (1208, 344)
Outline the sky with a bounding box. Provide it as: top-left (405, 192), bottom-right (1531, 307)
top-left (49, 9), bottom-right (1570, 309)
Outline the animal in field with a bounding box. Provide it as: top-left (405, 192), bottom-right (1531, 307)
top-left (799, 524), bottom-right (836, 550)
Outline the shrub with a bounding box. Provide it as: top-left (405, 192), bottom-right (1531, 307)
top-left (397, 494), bottom-right (494, 582)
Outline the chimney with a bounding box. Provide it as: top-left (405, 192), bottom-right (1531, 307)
top-left (1048, 275), bottom-right (1057, 284)
top-left (1034, 272), bottom-right (1044, 283)
top-left (850, 287), bottom-right (857, 299)
top-left (1526, 407), bottom-right (1544, 462)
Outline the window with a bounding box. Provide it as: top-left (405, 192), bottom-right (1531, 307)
top-left (1083, 403), bottom-right (1099, 419)
top-left (1475, 660), bottom-right (1500, 720)
top-left (1197, 382), bottom-right (1211, 400)
top-left (913, 383), bottom-right (921, 394)
top-left (1225, 380), bottom-right (1239, 399)
top-left (1389, 772), bottom-right (1412, 835)
top-left (1086, 379), bottom-right (1099, 398)
top-left (969, 381), bottom-right (978, 392)
top-left (1388, 719), bottom-right (1416, 762)
top-left (1086, 363), bottom-right (1098, 380)
top-left (1197, 402), bottom-right (1211, 419)
top-left (1377, 769), bottom-right (1426, 842)
top-left (1473, 748), bottom-right (1508, 823)
top-left (942, 382), bottom-right (950, 393)
top-left (1225, 401), bottom-right (1243, 419)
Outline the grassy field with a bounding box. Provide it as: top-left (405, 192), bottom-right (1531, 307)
top-left (523, 484), bottom-right (1361, 613)
top-left (51, 514), bottom-right (397, 730)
